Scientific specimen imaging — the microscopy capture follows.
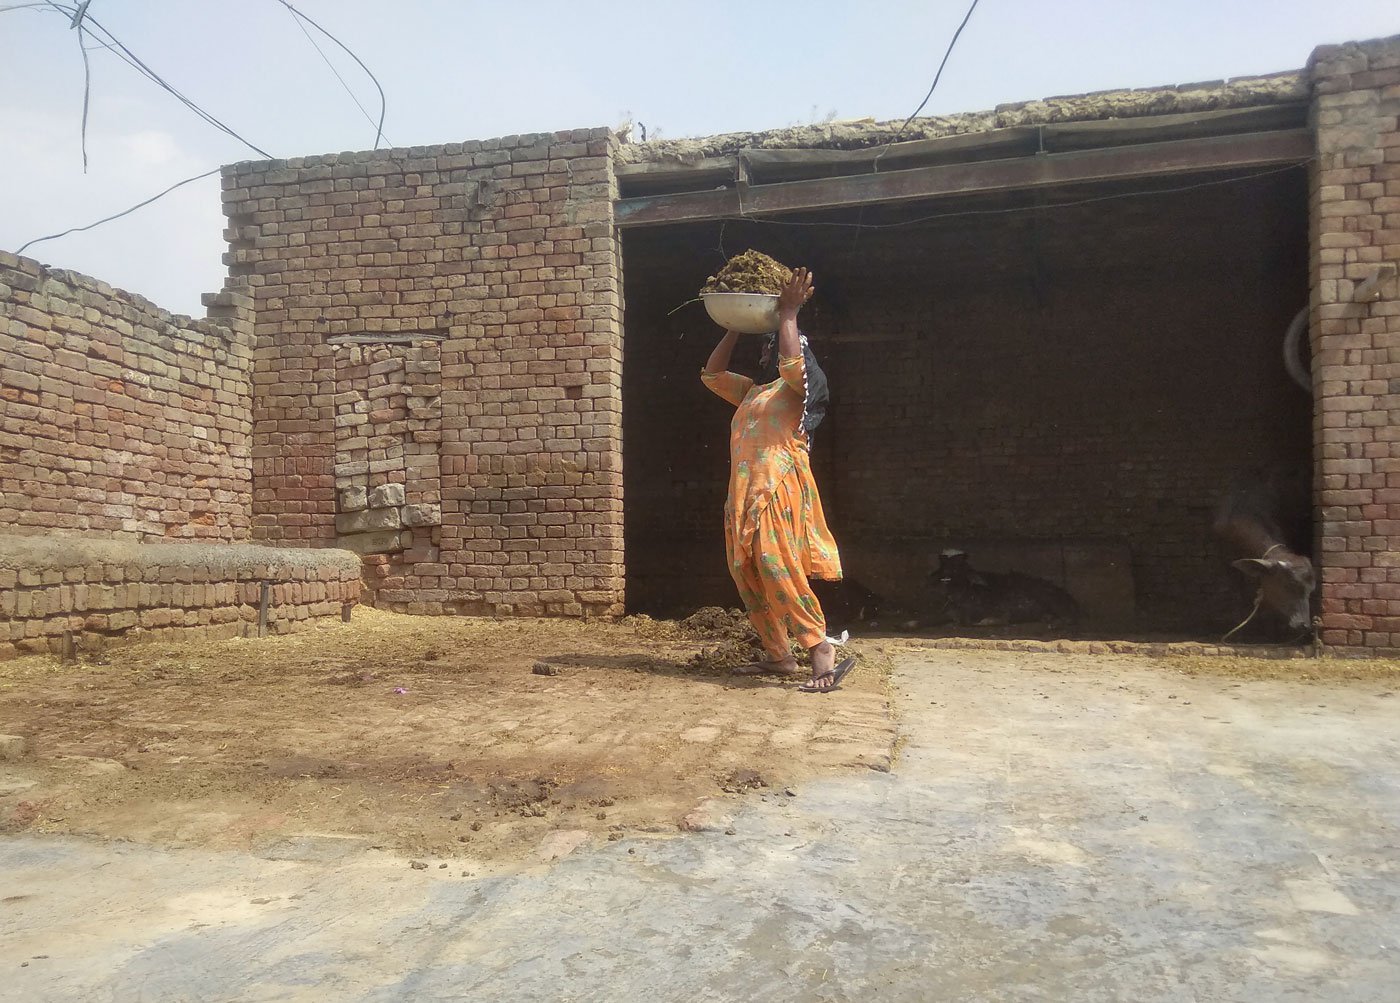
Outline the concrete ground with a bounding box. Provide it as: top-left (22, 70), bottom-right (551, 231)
top-left (2, 650), bottom-right (1398, 1002)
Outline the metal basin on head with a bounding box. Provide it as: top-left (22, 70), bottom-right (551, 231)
top-left (701, 293), bottom-right (780, 335)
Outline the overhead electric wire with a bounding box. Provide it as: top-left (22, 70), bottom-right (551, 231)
top-left (76, 22), bottom-right (187, 89)
top-left (31, 0), bottom-right (272, 159)
top-left (285, 8), bottom-right (378, 134)
top-left (5, 1), bottom-right (263, 254)
top-left (10, 2), bottom-right (396, 255)
top-left (275, 0), bottom-right (387, 149)
top-left (17, 1), bottom-right (388, 160)
top-left (78, 10), bottom-right (273, 158)
top-left (76, 21), bottom-right (91, 171)
top-left (278, 0), bottom-right (392, 148)
top-left (15, 2), bottom-right (91, 170)
top-left (871, 0), bottom-right (983, 173)
top-left (832, 0), bottom-right (981, 262)
top-left (884, 0), bottom-right (985, 152)
top-left (16, 167), bottom-right (223, 256)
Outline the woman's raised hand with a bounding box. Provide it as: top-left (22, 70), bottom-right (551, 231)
top-left (777, 267), bottom-right (815, 318)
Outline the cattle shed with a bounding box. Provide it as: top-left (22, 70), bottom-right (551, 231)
top-left (3, 35), bottom-right (1400, 656)
top-left (620, 106), bottom-right (1311, 633)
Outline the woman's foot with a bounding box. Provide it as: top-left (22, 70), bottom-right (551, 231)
top-left (799, 654), bottom-right (856, 694)
top-left (802, 640), bottom-right (836, 690)
top-left (732, 657), bottom-right (801, 676)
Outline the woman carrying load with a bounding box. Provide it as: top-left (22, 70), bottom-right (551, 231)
top-left (701, 267), bottom-right (855, 693)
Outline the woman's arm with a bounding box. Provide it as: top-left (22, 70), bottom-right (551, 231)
top-left (704, 329), bottom-right (741, 375)
top-left (776, 267), bottom-right (814, 360)
top-left (701, 329), bottom-right (753, 405)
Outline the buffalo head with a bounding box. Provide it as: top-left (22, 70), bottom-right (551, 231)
top-left (1230, 551), bottom-right (1315, 632)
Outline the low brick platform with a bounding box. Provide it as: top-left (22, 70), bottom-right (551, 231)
top-left (911, 636), bottom-right (1333, 659)
top-left (0, 535), bottom-right (361, 658)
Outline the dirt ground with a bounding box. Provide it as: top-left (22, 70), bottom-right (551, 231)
top-left (0, 608), bottom-right (895, 867)
top-left (4, 608), bottom-right (1396, 874)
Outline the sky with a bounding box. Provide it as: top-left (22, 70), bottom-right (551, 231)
top-left (1, 0), bottom-right (1398, 317)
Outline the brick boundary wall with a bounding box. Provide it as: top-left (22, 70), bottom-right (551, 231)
top-left (222, 128), bottom-right (625, 616)
top-left (1309, 35), bottom-right (1400, 653)
top-left (0, 251), bottom-right (256, 541)
top-left (0, 534), bottom-right (361, 659)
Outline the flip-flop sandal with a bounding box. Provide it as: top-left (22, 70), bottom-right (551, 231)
top-left (733, 662), bottom-right (801, 677)
top-left (798, 656), bottom-right (856, 694)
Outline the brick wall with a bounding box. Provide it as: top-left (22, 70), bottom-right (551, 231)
top-left (332, 340), bottom-right (443, 603)
top-left (1309, 35), bottom-right (1400, 651)
top-left (222, 129), bottom-right (625, 616)
top-left (0, 252), bottom-right (254, 542)
top-left (622, 167), bottom-right (1310, 630)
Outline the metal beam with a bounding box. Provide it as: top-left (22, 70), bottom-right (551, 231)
top-left (614, 155), bottom-right (739, 196)
top-left (614, 128), bottom-right (1313, 228)
top-left (615, 155), bottom-right (738, 179)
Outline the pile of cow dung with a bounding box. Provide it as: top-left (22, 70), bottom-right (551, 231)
top-left (701, 250), bottom-right (792, 295)
top-left (627, 602), bottom-right (750, 641)
top-left (622, 606), bottom-right (767, 674)
top-left (688, 638), bottom-right (767, 674)
top-left (678, 606), bottom-right (753, 640)
top-left (623, 607), bottom-right (754, 643)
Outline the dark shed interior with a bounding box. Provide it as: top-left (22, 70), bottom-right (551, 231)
top-left (621, 164), bottom-right (1310, 636)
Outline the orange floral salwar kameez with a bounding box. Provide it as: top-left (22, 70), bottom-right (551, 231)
top-left (702, 353), bottom-right (842, 661)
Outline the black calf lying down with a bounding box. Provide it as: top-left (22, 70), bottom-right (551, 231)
top-left (813, 578), bottom-right (935, 632)
top-left (932, 550), bottom-right (1079, 627)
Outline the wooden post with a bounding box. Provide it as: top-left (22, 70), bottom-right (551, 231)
top-left (257, 581), bottom-right (271, 638)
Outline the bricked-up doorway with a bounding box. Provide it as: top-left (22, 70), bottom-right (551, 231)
top-left (621, 166), bottom-right (1310, 634)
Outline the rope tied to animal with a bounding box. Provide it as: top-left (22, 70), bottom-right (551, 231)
top-left (1221, 544), bottom-right (1285, 642)
top-left (1221, 592), bottom-right (1264, 643)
